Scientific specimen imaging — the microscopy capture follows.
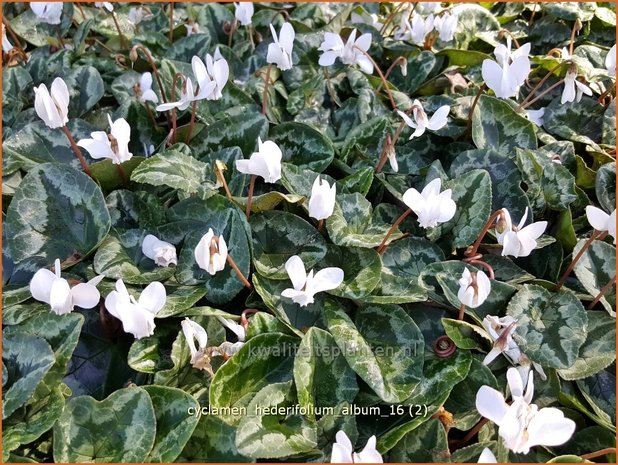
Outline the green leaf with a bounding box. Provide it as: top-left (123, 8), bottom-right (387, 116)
top-left (93, 229), bottom-right (176, 284)
top-left (294, 328), bottom-right (358, 421)
top-left (5, 163), bottom-right (111, 271)
top-left (250, 210), bottom-right (328, 279)
top-left (390, 51), bottom-right (437, 93)
top-left (270, 122), bottom-right (334, 172)
top-left (324, 300), bottom-right (424, 403)
top-left (142, 385), bottom-right (200, 462)
top-left (339, 116), bottom-right (388, 165)
top-left (596, 163), bottom-right (616, 214)
top-left (321, 245), bottom-right (381, 299)
top-left (326, 193), bottom-right (404, 248)
top-left (192, 112), bottom-right (269, 156)
top-left (442, 318), bottom-right (491, 350)
top-left (389, 418), bottom-right (450, 462)
top-left (573, 239), bottom-right (616, 315)
top-left (507, 284), bottom-right (588, 369)
top-left (232, 191), bottom-right (305, 213)
top-left (543, 97), bottom-right (604, 148)
top-left (209, 333), bottom-right (298, 424)
top-left (438, 48), bottom-right (491, 67)
top-left (472, 95), bottom-right (537, 152)
top-left (427, 169), bottom-right (492, 250)
top-left (156, 286), bottom-right (209, 318)
top-left (2, 332), bottom-right (55, 419)
top-left (64, 66), bottom-right (105, 118)
top-left (557, 311), bottom-right (616, 380)
top-left (130, 149), bottom-right (217, 196)
top-left (53, 386), bottom-right (156, 462)
top-left (180, 414), bottom-right (251, 462)
top-left (89, 156), bottom-right (146, 192)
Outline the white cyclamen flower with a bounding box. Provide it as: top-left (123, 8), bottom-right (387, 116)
top-left (77, 114), bottom-right (133, 164)
top-left (95, 2), bottom-right (114, 12)
top-left (181, 318), bottom-right (208, 364)
top-left (397, 100), bottom-right (449, 139)
top-left (192, 51), bottom-right (229, 101)
top-left (128, 7), bottom-right (150, 25)
top-left (482, 315), bottom-right (521, 365)
top-left (606, 44), bottom-right (616, 77)
top-left (216, 316), bottom-right (246, 342)
top-left (281, 255), bottom-right (344, 307)
top-left (234, 2), bottom-right (254, 26)
top-left (478, 448), bottom-right (497, 463)
top-left (33, 77), bottom-right (70, 129)
top-left (418, 2), bottom-right (441, 14)
top-left (30, 2), bottom-right (63, 25)
top-left (105, 279), bottom-right (166, 339)
top-left (482, 37), bottom-right (531, 99)
top-left (586, 206), bottom-right (616, 244)
top-left (402, 177), bottom-right (456, 229)
top-left (331, 430), bottom-right (383, 463)
top-left (235, 138), bottom-right (282, 183)
top-left (476, 368), bottom-right (575, 454)
top-left (185, 21), bottom-right (200, 36)
top-left (2, 24), bottom-right (13, 52)
top-left (433, 12), bottom-right (458, 42)
top-left (318, 29), bottom-right (373, 74)
top-left (30, 259), bottom-right (103, 315)
top-left (142, 234), bottom-right (177, 267)
top-left (267, 22), bottom-right (295, 71)
top-left (136, 72), bottom-right (158, 104)
top-left (156, 77), bottom-right (196, 111)
top-left (525, 107), bottom-right (545, 127)
top-left (495, 207), bottom-right (547, 258)
top-left (194, 228), bottom-right (228, 275)
top-left (309, 176), bottom-right (336, 221)
top-left (561, 70), bottom-right (592, 104)
top-left (458, 268), bottom-right (491, 308)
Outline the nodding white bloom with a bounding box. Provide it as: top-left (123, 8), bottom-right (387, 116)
top-left (216, 316), bottom-right (246, 342)
top-left (386, 143), bottom-right (398, 172)
top-left (495, 207), bottom-right (547, 258)
top-left (185, 21), bottom-right (200, 36)
top-left (585, 206), bottom-right (616, 244)
top-left (192, 50), bottom-right (229, 101)
top-left (156, 77), bottom-right (196, 112)
top-left (606, 44), bottom-right (616, 77)
top-left (561, 70), bottom-right (593, 104)
top-left (560, 47), bottom-right (572, 60)
top-left (77, 114), bottom-right (133, 164)
top-left (105, 280), bottom-right (166, 339)
top-left (267, 22), bottom-right (295, 71)
top-left (318, 29), bottom-right (373, 74)
top-left (395, 14), bottom-right (435, 45)
top-left (281, 255), bottom-right (344, 307)
top-left (142, 234), bottom-right (177, 267)
top-left (128, 6), bottom-right (151, 25)
top-left (135, 72), bottom-right (158, 104)
top-left (351, 11), bottom-right (384, 30)
top-left (234, 2), bottom-right (254, 26)
top-left (309, 176), bottom-right (336, 221)
top-left (434, 12), bottom-right (458, 42)
top-left (418, 2), bottom-right (441, 14)
top-left (235, 138), bottom-right (282, 183)
top-left (30, 259), bottom-right (103, 315)
top-left (330, 431), bottom-right (383, 463)
top-left (478, 448), bottom-right (497, 463)
top-left (458, 268), bottom-right (491, 308)
top-left (397, 100), bottom-right (450, 139)
top-left (194, 228), bottom-right (228, 276)
top-left (525, 107), bottom-right (545, 127)
top-left (33, 77), bottom-right (70, 129)
top-left (95, 2), bottom-right (114, 12)
top-left (2, 25), bottom-right (13, 52)
top-left (30, 2), bottom-right (63, 25)
top-left (476, 368), bottom-right (575, 454)
top-left (181, 318), bottom-right (208, 364)
top-left (402, 178), bottom-right (456, 229)
top-left (482, 37), bottom-right (531, 99)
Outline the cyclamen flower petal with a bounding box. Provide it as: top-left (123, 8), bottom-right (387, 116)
top-left (156, 78), bottom-right (196, 111)
top-left (561, 70), bottom-right (593, 104)
top-left (194, 228), bottom-right (228, 275)
top-left (397, 100), bottom-right (449, 139)
top-left (606, 44), bottom-right (616, 77)
top-left (128, 6), bottom-right (151, 25)
top-left (478, 448), bottom-right (497, 463)
top-left (585, 206), bottom-right (616, 244)
top-left (30, 2), bottom-right (63, 25)
top-left (281, 255), bottom-right (344, 307)
top-left (234, 2), bottom-right (254, 26)
top-left (192, 51), bottom-right (229, 101)
top-left (34, 77), bottom-right (70, 129)
top-left (402, 177), bottom-right (456, 229)
top-left (434, 12), bottom-right (458, 42)
top-left (525, 107), bottom-right (545, 127)
top-left (330, 430), bottom-right (383, 463)
top-left (318, 29), bottom-right (373, 74)
top-left (267, 22), bottom-right (295, 71)
top-left (309, 176), bottom-right (336, 221)
top-left (105, 279), bottom-right (166, 339)
top-left (182, 318), bottom-right (208, 364)
top-left (235, 138), bottom-right (282, 183)
top-left (482, 38), bottom-right (531, 99)
top-left (496, 208), bottom-right (547, 258)
top-left (142, 234), bottom-right (177, 267)
top-left (216, 316), bottom-right (246, 342)
top-left (77, 114), bottom-right (133, 164)
top-left (30, 259), bottom-right (103, 315)
top-left (137, 72), bottom-right (158, 104)
top-left (458, 268), bottom-right (491, 308)
top-left (482, 315), bottom-right (521, 366)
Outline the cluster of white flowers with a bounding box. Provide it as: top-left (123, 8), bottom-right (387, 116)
top-left (395, 10), bottom-right (458, 45)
